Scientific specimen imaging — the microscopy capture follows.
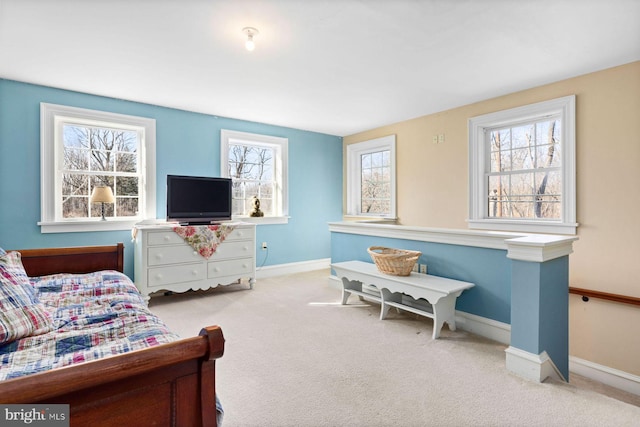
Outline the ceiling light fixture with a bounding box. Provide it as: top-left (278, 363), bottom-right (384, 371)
top-left (242, 27), bottom-right (259, 52)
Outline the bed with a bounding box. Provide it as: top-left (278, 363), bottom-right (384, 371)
top-left (0, 243), bottom-right (224, 427)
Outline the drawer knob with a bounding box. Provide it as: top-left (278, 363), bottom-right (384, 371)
top-left (156, 254), bottom-right (163, 260)
top-left (193, 251), bottom-right (198, 256)
top-left (192, 270), bottom-right (198, 276)
top-left (155, 274), bottom-right (163, 280)
top-left (214, 267), bottom-right (220, 272)
top-left (164, 235), bottom-right (170, 241)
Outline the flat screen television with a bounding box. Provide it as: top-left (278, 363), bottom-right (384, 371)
top-left (166, 175), bottom-right (233, 224)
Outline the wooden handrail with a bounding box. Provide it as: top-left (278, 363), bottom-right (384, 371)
top-left (569, 287), bottom-right (640, 307)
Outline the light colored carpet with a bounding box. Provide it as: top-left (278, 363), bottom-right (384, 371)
top-left (149, 269), bottom-right (640, 427)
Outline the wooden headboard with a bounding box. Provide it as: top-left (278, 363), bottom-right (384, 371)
top-left (16, 243), bottom-right (124, 276)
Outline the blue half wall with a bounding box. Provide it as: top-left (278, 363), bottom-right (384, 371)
top-left (331, 232), bottom-right (512, 324)
top-left (330, 222), bottom-right (577, 381)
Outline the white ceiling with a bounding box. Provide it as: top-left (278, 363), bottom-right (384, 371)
top-left (1, 1), bottom-right (639, 137)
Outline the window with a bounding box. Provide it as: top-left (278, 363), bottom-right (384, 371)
top-left (221, 129), bottom-right (288, 224)
top-left (346, 135), bottom-right (396, 219)
top-left (468, 96), bottom-right (576, 234)
top-left (40, 103), bottom-right (156, 233)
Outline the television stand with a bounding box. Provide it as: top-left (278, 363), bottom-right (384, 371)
top-left (133, 222), bottom-right (256, 301)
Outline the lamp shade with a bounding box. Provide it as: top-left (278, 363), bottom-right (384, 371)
top-left (90, 186), bottom-right (115, 204)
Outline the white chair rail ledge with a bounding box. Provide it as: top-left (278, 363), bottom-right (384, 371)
top-left (328, 221), bottom-right (578, 262)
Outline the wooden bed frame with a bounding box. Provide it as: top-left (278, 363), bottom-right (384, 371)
top-left (0, 243), bottom-right (225, 427)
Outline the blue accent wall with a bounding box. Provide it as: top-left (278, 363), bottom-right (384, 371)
top-left (0, 79), bottom-right (343, 277)
top-left (331, 232), bottom-right (512, 323)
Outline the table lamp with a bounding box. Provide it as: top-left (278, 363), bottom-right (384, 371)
top-left (90, 186), bottom-right (115, 221)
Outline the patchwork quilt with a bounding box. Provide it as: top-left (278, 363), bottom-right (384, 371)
top-left (0, 270), bottom-right (179, 381)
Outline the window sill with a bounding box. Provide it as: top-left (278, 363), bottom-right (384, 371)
top-left (343, 216), bottom-right (399, 225)
top-left (232, 216), bottom-right (289, 225)
top-left (467, 219), bottom-right (578, 236)
top-left (39, 219), bottom-right (140, 233)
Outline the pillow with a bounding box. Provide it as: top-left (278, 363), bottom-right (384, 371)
top-left (0, 251), bottom-right (31, 286)
top-left (0, 251), bottom-right (52, 344)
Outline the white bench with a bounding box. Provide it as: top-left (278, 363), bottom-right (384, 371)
top-left (331, 260), bottom-right (474, 339)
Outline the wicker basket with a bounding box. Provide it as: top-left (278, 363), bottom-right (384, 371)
top-left (367, 246), bottom-right (421, 276)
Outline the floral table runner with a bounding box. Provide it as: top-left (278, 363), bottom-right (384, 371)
top-left (172, 224), bottom-right (237, 259)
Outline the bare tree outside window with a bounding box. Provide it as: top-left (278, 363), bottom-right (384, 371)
top-left (62, 125), bottom-right (139, 219)
top-left (487, 118), bottom-right (561, 220)
top-left (468, 96), bottom-right (575, 234)
top-left (361, 150), bottom-right (391, 214)
top-left (227, 144), bottom-right (275, 216)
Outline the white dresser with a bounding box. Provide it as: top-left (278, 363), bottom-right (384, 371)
top-left (133, 222), bottom-right (256, 301)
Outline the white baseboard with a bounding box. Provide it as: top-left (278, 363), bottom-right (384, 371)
top-left (256, 258), bottom-right (331, 279)
top-left (505, 346), bottom-right (565, 382)
top-left (570, 356), bottom-right (640, 396)
top-left (454, 310), bottom-right (511, 345)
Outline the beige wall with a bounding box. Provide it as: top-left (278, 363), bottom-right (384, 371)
top-left (343, 61), bottom-right (640, 376)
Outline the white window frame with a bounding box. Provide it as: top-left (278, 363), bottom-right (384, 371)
top-left (346, 135), bottom-right (397, 219)
top-left (220, 129), bottom-right (289, 225)
top-left (468, 95), bottom-right (577, 235)
top-left (40, 103), bottom-right (156, 233)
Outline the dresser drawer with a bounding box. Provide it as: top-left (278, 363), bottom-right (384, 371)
top-left (148, 263), bottom-right (205, 288)
top-left (147, 240), bottom-right (253, 266)
top-left (147, 226), bottom-right (252, 246)
top-left (147, 245), bottom-right (202, 266)
top-left (208, 258), bottom-right (253, 278)
top-left (211, 240), bottom-right (253, 260)
top-left (147, 230), bottom-right (183, 246)
top-left (225, 226), bottom-right (254, 241)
